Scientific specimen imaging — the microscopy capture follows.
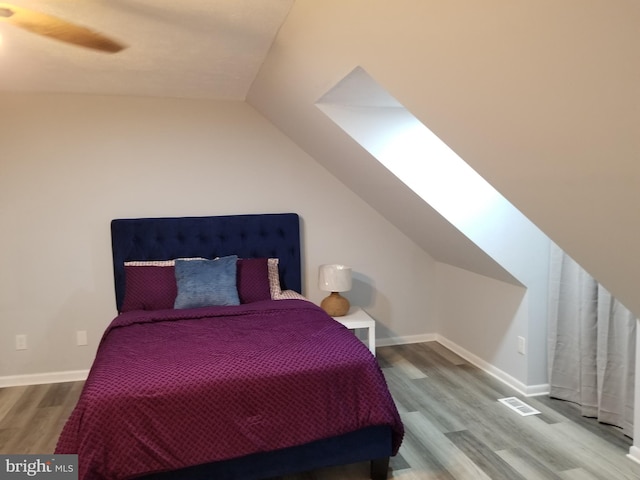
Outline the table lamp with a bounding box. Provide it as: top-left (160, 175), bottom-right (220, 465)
top-left (318, 264), bottom-right (352, 317)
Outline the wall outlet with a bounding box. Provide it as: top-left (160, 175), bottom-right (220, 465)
top-left (517, 336), bottom-right (526, 355)
top-left (76, 330), bottom-right (88, 346)
top-left (15, 334), bottom-right (27, 350)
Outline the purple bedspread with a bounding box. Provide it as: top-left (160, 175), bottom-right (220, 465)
top-left (56, 300), bottom-right (403, 480)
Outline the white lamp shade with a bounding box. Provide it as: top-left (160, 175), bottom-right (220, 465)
top-left (318, 264), bottom-right (352, 292)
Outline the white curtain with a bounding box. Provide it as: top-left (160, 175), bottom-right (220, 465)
top-left (548, 243), bottom-right (636, 437)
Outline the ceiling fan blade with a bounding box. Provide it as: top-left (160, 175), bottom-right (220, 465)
top-left (0, 3), bottom-right (126, 53)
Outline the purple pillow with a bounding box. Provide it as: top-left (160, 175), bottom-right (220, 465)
top-left (237, 258), bottom-right (271, 303)
top-left (121, 258), bottom-right (271, 312)
top-left (121, 265), bottom-right (177, 312)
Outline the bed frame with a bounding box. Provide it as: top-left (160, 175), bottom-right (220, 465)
top-left (110, 213), bottom-right (393, 480)
top-left (111, 213), bottom-right (303, 312)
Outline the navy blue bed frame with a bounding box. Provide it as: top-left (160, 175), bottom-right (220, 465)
top-left (110, 213), bottom-right (392, 480)
top-left (111, 213), bottom-right (302, 312)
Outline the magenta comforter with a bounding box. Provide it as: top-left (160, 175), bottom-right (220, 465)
top-left (56, 300), bottom-right (403, 480)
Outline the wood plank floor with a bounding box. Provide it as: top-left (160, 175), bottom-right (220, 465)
top-left (1, 341), bottom-right (639, 479)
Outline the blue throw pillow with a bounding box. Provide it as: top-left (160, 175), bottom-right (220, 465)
top-left (174, 256), bottom-right (240, 309)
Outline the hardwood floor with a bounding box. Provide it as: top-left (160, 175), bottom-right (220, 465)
top-left (0, 380), bottom-right (84, 455)
top-left (1, 342), bottom-right (639, 479)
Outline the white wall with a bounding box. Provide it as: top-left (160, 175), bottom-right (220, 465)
top-left (436, 263), bottom-right (528, 386)
top-left (248, 0), bottom-right (639, 392)
top-left (0, 93), bottom-right (437, 381)
top-left (459, 199), bottom-right (552, 387)
top-left (316, 88), bottom-right (551, 387)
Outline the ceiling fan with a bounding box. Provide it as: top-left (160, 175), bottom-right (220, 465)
top-left (0, 3), bottom-right (126, 53)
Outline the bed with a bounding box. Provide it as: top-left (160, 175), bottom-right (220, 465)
top-left (56, 213), bottom-right (403, 480)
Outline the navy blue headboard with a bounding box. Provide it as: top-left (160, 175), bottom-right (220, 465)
top-left (111, 213), bottom-right (302, 312)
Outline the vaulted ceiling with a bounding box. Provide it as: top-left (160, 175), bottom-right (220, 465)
top-left (0, 0), bottom-right (293, 99)
top-left (2, 0), bottom-right (638, 315)
top-left (246, 0), bottom-right (640, 316)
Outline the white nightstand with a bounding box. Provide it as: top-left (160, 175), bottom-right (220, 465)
top-left (333, 307), bottom-right (376, 356)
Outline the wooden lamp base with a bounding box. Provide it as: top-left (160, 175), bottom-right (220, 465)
top-left (321, 292), bottom-right (350, 317)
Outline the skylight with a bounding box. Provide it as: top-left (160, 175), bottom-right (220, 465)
top-left (374, 114), bottom-right (503, 237)
top-left (316, 67), bottom-right (504, 243)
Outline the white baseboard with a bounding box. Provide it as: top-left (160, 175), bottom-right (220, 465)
top-left (435, 335), bottom-right (550, 397)
top-left (627, 446), bottom-right (640, 465)
top-left (2, 334), bottom-right (551, 397)
top-left (0, 369), bottom-right (89, 388)
top-left (377, 333), bottom-right (437, 347)
top-left (521, 383), bottom-right (552, 397)
top-left (377, 332), bottom-right (550, 397)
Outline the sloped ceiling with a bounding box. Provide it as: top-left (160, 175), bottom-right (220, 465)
top-left (2, 1), bottom-right (638, 314)
top-left (0, 0), bottom-right (522, 285)
top-left (0, 0), bottom-right (293, 99)
top-left (247, 0), bottom-right (640, 315)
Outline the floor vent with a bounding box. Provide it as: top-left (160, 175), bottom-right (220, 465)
top-left (498, 397), bottom-right (541, 416)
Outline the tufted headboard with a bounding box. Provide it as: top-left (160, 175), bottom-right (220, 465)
top-left (111, 213), bottom-right (302, 312)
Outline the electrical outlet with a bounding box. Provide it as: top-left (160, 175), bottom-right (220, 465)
top-left (517, 336), bottom-right (526, 355)
top-left (76, 330), bottom-right (88, 346)
top-left (15, 334), bottom-right (27, 350)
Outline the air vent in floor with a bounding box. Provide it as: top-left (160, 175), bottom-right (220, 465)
top-left (498, 397), bottom-right (541, 416)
